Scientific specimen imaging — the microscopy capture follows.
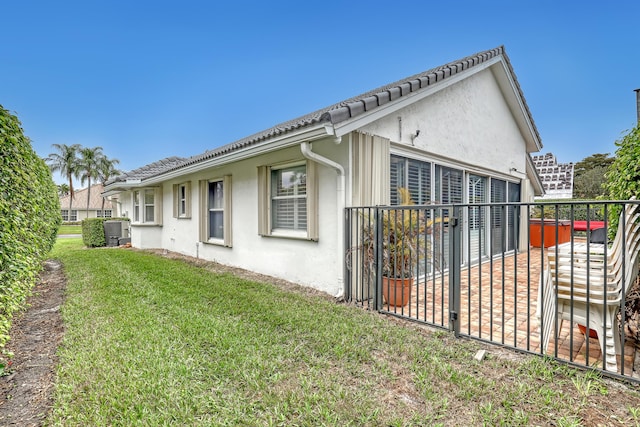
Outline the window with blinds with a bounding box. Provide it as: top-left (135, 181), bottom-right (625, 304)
top-left (468, 175), bottom-right (486, 229)
top-left (258, 162), bottom-right (317, 240)
top-left (507, 182), bottom-right (521, 251)
top-left (390, 155), bottom-right (431, 205)
top-left (435, 165), bottom-right (463, 204)
top-left (490, 179), bottom-right (507, 254)
top-left (271, 165), bottom-right (307, 230)
top-left (468, 174), bottom-right (487, 261)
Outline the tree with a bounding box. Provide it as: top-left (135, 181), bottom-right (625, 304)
top-left (572, 153), bottom-right (613, 199)
top-left (57, 183), bottom-right (70, 197)
top-left (604, 126), bottom-right (640, 233)
top-left (574, 153), bottom-right (614, 179)
top-left (46, 143), bottom-right (80, 219)
top-left (97, 156), bottom-right (121, 214)
top-left (78, 146), bottom-right (106, 217)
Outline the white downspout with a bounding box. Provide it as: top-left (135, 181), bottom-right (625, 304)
top-left (300, 141), bottom-right (346, 298)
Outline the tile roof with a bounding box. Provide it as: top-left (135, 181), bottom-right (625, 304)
top-left (110, 46), bottom-right (538, 184)
top-left (60, 183), bottom-right (115, 210)
top-left (107, 156), bottom-right (186, 184)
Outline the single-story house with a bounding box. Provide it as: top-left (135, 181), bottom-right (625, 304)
top-left (103, 46), bottom-right (544, 297)
top-left (60, 183), bottom-right (118, 222)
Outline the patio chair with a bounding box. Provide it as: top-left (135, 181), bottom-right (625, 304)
top-left (538, 201), bottom-right (640, 372)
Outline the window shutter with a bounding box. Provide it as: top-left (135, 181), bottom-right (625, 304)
top-left (184, 182), bottom-right (192, 218)
top-left (154, 187), bottom-right (163, 224)
top-left (172, 184), bottom-right (178, 218)
top-left (257, 166), bottom-right (270, 236)
top-left (198, 180), bottom-right (208, 242)
top-left (223, 175), bottom-right (232, 247)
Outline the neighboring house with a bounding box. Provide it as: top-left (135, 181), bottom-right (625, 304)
top-left (103, 46), bottom-right (544, 297)
top-left (59, 183), bottom-right (117, 222)
top-left (531, 153), bottom-right (574, 199)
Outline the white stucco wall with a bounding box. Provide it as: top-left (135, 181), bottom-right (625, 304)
top-left (120, 138), bottom-right (349, 297)
top-left (359, 68), bottom-right (528, 177)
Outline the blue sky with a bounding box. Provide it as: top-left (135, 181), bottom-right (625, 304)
top-left (3, 1), bottom-right (640, 185)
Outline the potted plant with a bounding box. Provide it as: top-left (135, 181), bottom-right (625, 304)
top-left (348, 188), bottom-right (433, 307)
top-left (379, 188), bottom-right (422, 306)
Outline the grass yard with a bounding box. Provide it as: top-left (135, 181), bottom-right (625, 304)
top-left (48, 239), bottom-right (640, 426)
top-left (57, 224), bottom-right (81, 235)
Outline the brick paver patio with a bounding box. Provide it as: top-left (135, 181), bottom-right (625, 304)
top-left (380, 247), bottom-right (639, 377)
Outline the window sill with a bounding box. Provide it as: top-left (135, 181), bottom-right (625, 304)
top-left (202, 238), bottom-right (230, 247)
top-left (130, 223), bottom-right (163, 227)
top-left (264, 229), bottom-right (317, 241)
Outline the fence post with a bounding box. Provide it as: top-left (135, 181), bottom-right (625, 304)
top-left (374, 207), bottom-right (383, 311)
top-left (344, 208), bottom-right (351, 302)
top-left (449, 205), bottom-right (461, 336)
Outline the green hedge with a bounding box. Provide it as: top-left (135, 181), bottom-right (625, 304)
top-left (82, 217), bottom-right (130, 247)
top-left (0, 106), bottom-right (61, 348)
top-left (530, 201), bottom-right (606, 221)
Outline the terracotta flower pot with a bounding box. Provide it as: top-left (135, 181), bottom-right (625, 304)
top-left (382, 276), bottom-right (413, 307)
top-left (578, 324), bottom-right (598, 339)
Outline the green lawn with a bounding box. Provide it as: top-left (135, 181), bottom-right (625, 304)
top-left (57, 224), bottom-right (82, 235)
top-left (48, 239), bottom-right (640, 426)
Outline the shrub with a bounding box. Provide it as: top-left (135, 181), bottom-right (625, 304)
top-left (0, 105), bottom-right (61, 347)
top-left (604, 125), bottom-right (640, 234)
top-left (82, 218), bottom-right (107, 247)
top-left (82, 217), bottom-right (130, 247)
top-left (530, 202), bottom-right (606, 221)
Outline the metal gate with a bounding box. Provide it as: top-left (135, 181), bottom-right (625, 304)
top-left (345, 201), bottom-right (640, 381)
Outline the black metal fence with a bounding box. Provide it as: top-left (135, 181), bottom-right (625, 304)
top-left (344, 200), bottom-right (640, 381)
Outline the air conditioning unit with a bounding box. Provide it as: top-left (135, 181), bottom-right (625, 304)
top-left (104, 220), bottom-right (131, 246)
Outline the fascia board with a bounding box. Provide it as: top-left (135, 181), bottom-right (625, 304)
top-left (139, 124), bottom-right (333, 186)
top-left (331, 57), bottom-right (501, 138)
top-left (491, 60), bottom-right (542, 153)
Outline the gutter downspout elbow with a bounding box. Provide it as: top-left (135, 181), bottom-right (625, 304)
top-left (301, 141), bottom-right (344, 178)
top-left (300, 141), bottom-right (346, 299)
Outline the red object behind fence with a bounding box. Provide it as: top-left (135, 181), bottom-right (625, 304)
top-left (572, 221), bottom-right (606, 232)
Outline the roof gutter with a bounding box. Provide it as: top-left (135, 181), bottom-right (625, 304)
top-left (300, 141), bottom-right (346, 298)
top-left (104, 124), bottom-right (335, 193)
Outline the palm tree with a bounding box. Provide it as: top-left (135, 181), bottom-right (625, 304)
top-left (78, 146), bottom-right (106, 217)
top-left (97, 156), bottom-right (122, 215)
top-left (46, 144), bottom-right (81, 221)
top-left (57, 183), bottom-right (70, 197)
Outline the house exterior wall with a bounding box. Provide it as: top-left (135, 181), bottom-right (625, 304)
top-left (113, 61), bottom-right (540, 296)
top-left (121, 138), bottom-right (349, 296)
top-left (359, 68), bottom-right (529, 186)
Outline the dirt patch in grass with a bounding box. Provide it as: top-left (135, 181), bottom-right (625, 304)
top-left (0, 260), bottom-right (65, 426)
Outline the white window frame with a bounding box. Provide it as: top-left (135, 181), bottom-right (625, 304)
top-left (173, 182), bottom-right (191, 218)
top-left (132, 188), bottom-right (162, 225)
top-left (258, 161), bottom-right (317, 241)
top-left (199, 176), bottom-right (232, 247)
top-left (96, 209), bottom-right (113, 218)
